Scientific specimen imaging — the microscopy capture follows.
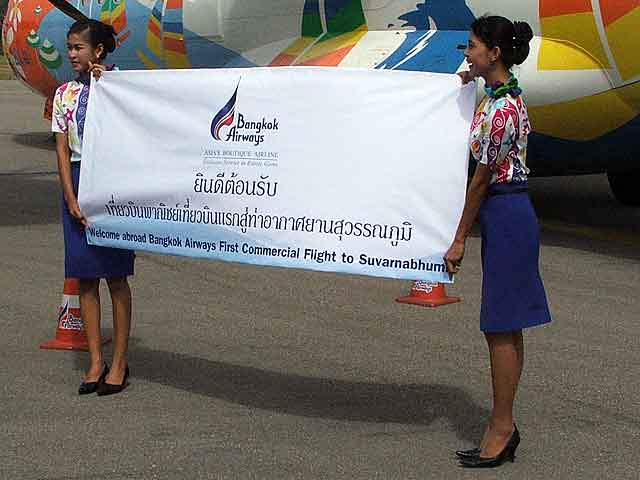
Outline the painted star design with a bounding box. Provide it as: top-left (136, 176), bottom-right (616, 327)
top-left (64, 108), bottom-right (74, 122)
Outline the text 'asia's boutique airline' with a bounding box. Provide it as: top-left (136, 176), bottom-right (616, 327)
top-left (3, 0), bottom-right (639, 204)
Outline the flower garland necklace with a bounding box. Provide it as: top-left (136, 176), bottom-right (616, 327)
top-left (484, 76), bottom-right (522, 99)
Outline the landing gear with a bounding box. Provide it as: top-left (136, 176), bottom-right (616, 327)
top-left (607, 169), bottom-right (640, 206)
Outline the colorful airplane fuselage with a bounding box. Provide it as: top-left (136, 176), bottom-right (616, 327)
top-left (3, 0), bottom-right (640, 202)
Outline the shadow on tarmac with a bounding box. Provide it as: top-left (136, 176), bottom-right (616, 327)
top-left (538, 228), bottom-right (640, 261)
top-left (71, 339), bottom-right (489, 444)
top-left (531, 181), bottom-right (640, 261)
top-left (12, 131), bottom-right (56, 151)
top-left (530, 175), bottom-right (639, 244)
top-left (0, 172), bottom-right (60, 226)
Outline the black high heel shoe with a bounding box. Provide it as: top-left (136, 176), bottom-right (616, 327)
top-left (78, 363), bottom-right (109, 395)
top-left (459, 426), bottom-right (520, 468)
top-left (96, 366), bottom-right (129, 396)
top-left (455, 447), bottom-right (480, 459)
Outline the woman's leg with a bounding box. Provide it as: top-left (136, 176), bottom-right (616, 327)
top-left (480, 330), bottom-right (521, 457)
top-left (515, 330), bottom-right (524, 383)
top-left (79, 278), bottom-right (103, 381)
top-left (105, 276), bottom-right (132, 384)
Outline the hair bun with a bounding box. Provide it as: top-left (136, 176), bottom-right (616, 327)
top-left (100, 22), bottom-right (117, 53)
top-left (512, 21), bottom-right (533, 65)
top-left (513, 21), bottom-right (533, 46)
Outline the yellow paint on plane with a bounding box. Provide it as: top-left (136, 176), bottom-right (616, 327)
top-left (538, 38), bottom-right (605, 70)
top-left (281, 37), bottom-right (317, 57)
top-left (528, 82), bottom-right (640, 141)
top-left (136, 50), bottom-right (159, 69)
top-left (617, 80), bottom-right (640, 107)
top-left (605, 8), bottom-right (640, 81)
top-left (539, 13), bottom-right (610, 70)
top-left (146, 32), bottom-right (163, 60)
top-left (164, 51), bottom-right (191, 69)
top-left (295, 26), bottom-right (367, 64)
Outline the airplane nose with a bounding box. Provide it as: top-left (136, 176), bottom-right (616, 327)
top-left (2, 4), bottom-right (11, 56)
top-left (2, 0), bottom-right (26, 81)
top-left (1, 0), bottom-right (64, 97)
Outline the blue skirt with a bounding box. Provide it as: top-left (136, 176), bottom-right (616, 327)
top-left (478, 183), bottom-right (551, 333)
top-left (62, 163), bottom-right (135, 279)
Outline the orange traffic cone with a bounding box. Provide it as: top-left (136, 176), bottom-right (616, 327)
top-left (40, 278), bottom-right (111, 351)
top-left (396, 280), bottom-right (461, 307)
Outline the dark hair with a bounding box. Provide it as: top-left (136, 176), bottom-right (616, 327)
top-left (471, 15), bottom-right (533, 68)
top-left (67, 19), bottom-right (117, 60)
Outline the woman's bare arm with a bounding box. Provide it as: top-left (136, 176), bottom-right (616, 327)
top-left (55, 132), bottom-right (87, 225)
top-left (443, 163), bottom-right (492, 274)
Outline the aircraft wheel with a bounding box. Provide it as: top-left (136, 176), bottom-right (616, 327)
top-left (607, 169), bottom-right (640, 206)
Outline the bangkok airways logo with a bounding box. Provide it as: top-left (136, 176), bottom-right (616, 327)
top-left (57, 300), bottom-right (83, 331)
top-left (210, 78), bottom-right (279, 147)
top-left (211, 81), bottom-right (240, 141)
top-left (57, 301), bottom-right (69, 324)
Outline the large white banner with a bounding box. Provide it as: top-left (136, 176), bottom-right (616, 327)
top-left (79, 67), bottom-right (475, 282)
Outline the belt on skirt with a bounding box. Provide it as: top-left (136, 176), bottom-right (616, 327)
top-left (487, 182), bottom-right (529, 197)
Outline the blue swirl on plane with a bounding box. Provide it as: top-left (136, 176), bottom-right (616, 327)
top-left (377, 0), bottom-right (475, 73)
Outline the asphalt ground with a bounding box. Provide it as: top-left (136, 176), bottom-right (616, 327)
top-left (1, 80), bottom-right (639, 479)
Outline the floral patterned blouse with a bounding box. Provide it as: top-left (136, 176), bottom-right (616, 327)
top-left (469, 93), bottom-right (531, 184)
top-left (51, 76), bottom-right (91, 163)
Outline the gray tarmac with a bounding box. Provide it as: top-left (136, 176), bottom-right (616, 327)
top-left (1, 80), bottom-right (639, 479)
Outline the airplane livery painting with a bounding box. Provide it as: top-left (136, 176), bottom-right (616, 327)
top-left (2, 0), bottom-right (639, 204)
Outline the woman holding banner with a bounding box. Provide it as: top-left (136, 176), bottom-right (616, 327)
top-left (53, 19), bottom-right (135, 396)
top-left (444, 16), bottom-right (551, 468)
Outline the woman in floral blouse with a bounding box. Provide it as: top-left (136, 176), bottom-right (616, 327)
top-left (53, 19), bottom-right (134, 397)
top-left (444, 15), bottom-right (551, 468)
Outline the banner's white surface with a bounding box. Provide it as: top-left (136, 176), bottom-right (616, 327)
top-left (79, 67), bottom-right (475, 282)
